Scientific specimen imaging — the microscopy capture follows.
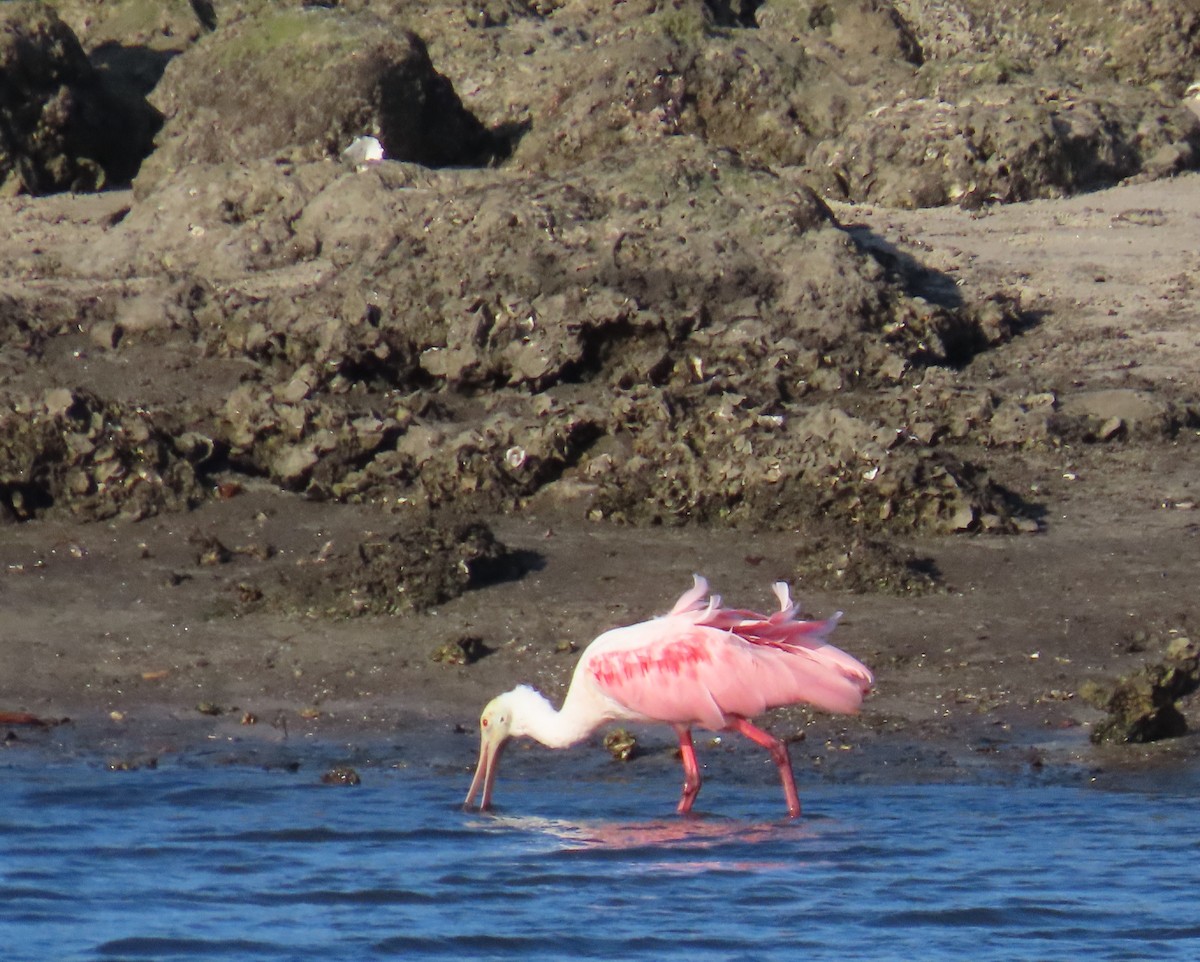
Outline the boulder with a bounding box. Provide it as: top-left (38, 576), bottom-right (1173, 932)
top-left (136, 8), bottom-right (500, 193)
top-left (0, 2), bottom-right (160, 194)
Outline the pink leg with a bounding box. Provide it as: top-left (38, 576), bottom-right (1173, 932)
top-left (674, 725), bottom-right (703, 814)
top-left (728, 717), bottom-right (802, 817)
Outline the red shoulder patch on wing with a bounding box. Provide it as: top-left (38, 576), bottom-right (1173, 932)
top-left (588, 635), bottom-right (711, 689)
top-left (586, 629), bottom-right (730, 729)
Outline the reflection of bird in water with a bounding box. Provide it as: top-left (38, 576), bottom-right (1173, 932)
top-left (483, 813), bottom-right (813, 873)
top-left (466, 575), bottom-right (873, 817)
top-left (488, 812), bottom-right (805, 851)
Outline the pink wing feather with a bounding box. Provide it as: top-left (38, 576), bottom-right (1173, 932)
top-left (585, 576), bottom-right (874, 731)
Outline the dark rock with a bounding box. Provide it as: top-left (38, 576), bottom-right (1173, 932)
top-left (238, 514), bottom-right (517, 616)
top-left (320, 766), bottom-right (362, 785)
top-left (0, 2), bottom-right (161, 194)
top-left (603, 728), bottom-right (639, 761)
top-left (0, 388), bottom-right (205, 522)
top-left (431, 636), bottom-right (493, 665)
top-left (1083, 638), bottom-right (1200, 743)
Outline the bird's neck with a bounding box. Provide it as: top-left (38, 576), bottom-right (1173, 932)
top-left (512, 686), bottom-right (602, 750)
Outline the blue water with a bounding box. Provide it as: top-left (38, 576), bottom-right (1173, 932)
top-left (1, 758), bottom-right (1198, 962)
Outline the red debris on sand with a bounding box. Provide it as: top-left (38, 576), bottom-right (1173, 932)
top-left (0, 711), bottom-right (52, 726)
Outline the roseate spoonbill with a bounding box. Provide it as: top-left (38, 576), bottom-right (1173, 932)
top-left (465, 575), bottom-right (873, 817)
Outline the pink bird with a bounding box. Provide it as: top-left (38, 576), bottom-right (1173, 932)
top-left (465, 575), bottom-right (873, 817)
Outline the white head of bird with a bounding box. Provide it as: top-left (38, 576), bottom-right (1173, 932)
top-left (463, 685), bottom-right (573, 811)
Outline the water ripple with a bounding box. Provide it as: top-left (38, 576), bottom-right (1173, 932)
top-left (1, 767), bottom-right (1198, 961)
top-left (95, 936), bottom-right (283, 957)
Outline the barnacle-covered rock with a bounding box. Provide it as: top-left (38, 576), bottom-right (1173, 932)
top-left (431, 636), bottom-right (493, 665)
top-left (1082, 637), bottom-right (1200, 744)
top-left (236, 514), bottom-right (516, 617)
top-left (584, 394), bottom-right (1021, 531)
top-left (808, 83), bottom-right (1200, 208)
top-left (791, 529), bottom-right (940, 595)
top-left (320, 766), bottom-right (362, 786)
top-left (218, 383), bottom-right (406, 492)
top-left (0, 2), bottom-right (160, 194)
top-left (0, 388), bottom-right (204, 522)
top-left (603, 728), bottom-right (639, 761)
top-left (334, 398), bottom-right (603, 511)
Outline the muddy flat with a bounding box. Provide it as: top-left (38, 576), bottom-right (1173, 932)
top-left (4, 174), bottom-right (1200, 780)
top-left (2, 1), bottom-right (1198, 780)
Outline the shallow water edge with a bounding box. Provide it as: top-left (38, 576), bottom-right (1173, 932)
top-left (3, 752), bottom-right (1199, 962)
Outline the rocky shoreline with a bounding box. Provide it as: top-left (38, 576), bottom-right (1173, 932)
top-left (2, 1), bottom-right (1200, 778)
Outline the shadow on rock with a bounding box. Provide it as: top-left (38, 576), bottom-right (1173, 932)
top-left (844, 223), bottom-right (966, 310)
top-left (0, 3), bottom-right (162, 194)
top-left (90, 42), bottom-right (178, 98)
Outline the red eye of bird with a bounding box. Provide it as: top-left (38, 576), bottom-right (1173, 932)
top-left (481, 718), bottom-right (488, 727)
